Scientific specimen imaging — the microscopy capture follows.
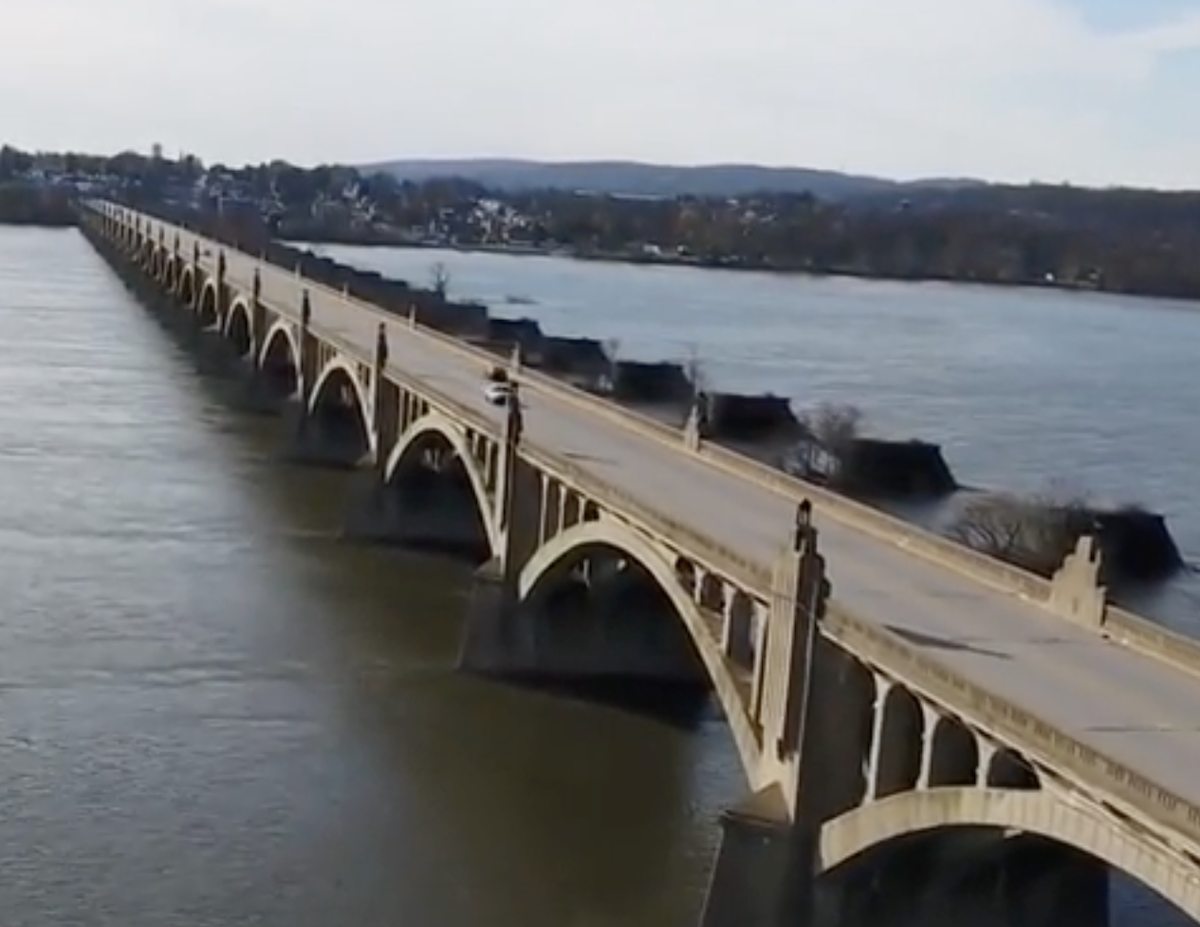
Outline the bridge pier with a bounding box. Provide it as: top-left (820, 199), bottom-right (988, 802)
top-left (701, 791), bottom-right (810, 927)
top-left (280, 295), bottom-right (372, 469)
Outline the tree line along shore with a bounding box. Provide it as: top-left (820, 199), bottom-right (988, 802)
top-left (6, 144), bottom-right (1200, 299)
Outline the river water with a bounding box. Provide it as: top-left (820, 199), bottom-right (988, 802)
top-left (0, 225), bottom-right (1190, 925)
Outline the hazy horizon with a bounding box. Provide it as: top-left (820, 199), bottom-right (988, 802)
top-left (4, 0), bottom-right (1200, 189)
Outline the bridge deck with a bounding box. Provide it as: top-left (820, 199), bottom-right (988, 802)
top-left (189, 231), bottom-right (1200, 809)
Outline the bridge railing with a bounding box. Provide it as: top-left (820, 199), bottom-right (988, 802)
top-left (97, 203), bottom-right (1200, 681)
top-left (825, 606), bottom-right (1200, 856)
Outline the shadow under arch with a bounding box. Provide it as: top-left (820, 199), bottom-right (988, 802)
top-left (380, 413), bottom-right (498, 559)
top-left (224, 298), bottom-right (253, 359)
top-left (817, 787), bottom-right (1198, 923)
top-left (305, 358), bottom-right (373, 468)
top-left (178, 266), bottom-right (197, 307)
top-left (257, 321), bottom-right (300, 400)
top-left (163, 256), bottom-right (179, 292)
top-left (197, 281), bottom-right (219, 329)
top-left (518, 518), bottom-right (762, 767)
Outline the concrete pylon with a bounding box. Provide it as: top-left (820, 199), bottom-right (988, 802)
top-left (296, 289), bottom-right (315, 436)
top-left (684, 402), bottom-right (703, 451)
top-left (1049, 534), bottom-right (1106, 629)
top-left (496, 382), bottom-right (524, 548)
top-left (371, 322), bottom-right (392, 471)
top-left (701, 500), bottom-right (831, 927)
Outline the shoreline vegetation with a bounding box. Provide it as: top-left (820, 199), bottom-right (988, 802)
top-left (2, 143), bottom-right (1200, 300)
top-left (0, 184), bottom-right (74, 227)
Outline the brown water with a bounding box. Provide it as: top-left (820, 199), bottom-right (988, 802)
top-left (0, 225), bottom-right (1187, 925)
top-left (0, 227), bottom-right (738, 926)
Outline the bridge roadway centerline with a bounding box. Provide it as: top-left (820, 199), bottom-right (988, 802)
top-left (179, 228), bottom-right (1200, 814)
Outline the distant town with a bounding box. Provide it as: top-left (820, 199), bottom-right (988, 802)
top-left (4, 143), bottom-right (1200, 300)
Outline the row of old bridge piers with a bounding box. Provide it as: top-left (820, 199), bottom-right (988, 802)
top-left (82, 205), bottom-right (1116, 927)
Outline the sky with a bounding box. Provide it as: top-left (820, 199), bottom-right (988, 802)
top-left (2, 0), bottom-right (1199, 188)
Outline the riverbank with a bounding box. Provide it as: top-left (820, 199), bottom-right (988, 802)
top-left (0, 183), bottom-right (75, 227)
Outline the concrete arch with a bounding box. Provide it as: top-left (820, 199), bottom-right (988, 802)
top-left (257, 321), bottom-right (300, 403)
top-left (224, 297), bottom-right (253, 358)
top-left (179, 266), bottom-right (197, 307)
top-left (257, 320), bottom-right (299, 371)
top-left (307, 357), bottom-right (374, 461)
top-left (308, 358), bottom-right (371, 426)
top-left (518, 518), bottom-right (762, 780)
top-left (383, 412), bottom-right (499, 555)
top-left (198, 280), bottom-right (219, 328)
top-left (818, 788), bottom-right (1200, 917)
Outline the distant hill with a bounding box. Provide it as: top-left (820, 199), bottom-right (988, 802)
top-left (360, 158), bottom-right (984, 200)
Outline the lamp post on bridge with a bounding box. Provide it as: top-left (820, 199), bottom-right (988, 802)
top-left (496, 380), bottom-right (524, 545)
top-left (370, 322), bottom-right (391, 474)
top-left (507, 381), bottom-right (524, 447)
top-left (776, 497), bottom-right (829, 927)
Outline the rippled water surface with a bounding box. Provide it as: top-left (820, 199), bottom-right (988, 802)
top-left (0, 225), bottom-right (1191, 925)
top-left (0, 227), bottom-right (736, 926)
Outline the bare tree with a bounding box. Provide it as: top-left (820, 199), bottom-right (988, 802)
top-left (683, 343), bottom-right (708, 397)
top-left (947, 480), bottom-right (1098, 575)
top-left (794, 402), bottom-right (863, 481)
top-left (602, 337), bottom-right (621, 393)
top-left (429, 261), bottom-right (450, 299)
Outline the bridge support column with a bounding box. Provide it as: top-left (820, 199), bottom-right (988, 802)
top-left (370, 323), bottom-right (397, 463)
top-left (458, 384), bottom-right (538, 674)
top-left (198, 258), bottom-right (245, 378)
top-left (343, 327), bottom-right (464, 549)
top-left (236, 269), bottom-right (282, 415)
top-left (702, 501), bottom-right (851, 927)
top-left (288, 291), bottom-right (316, 447)
top-left (702, 790), bottom-right (803, 927)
